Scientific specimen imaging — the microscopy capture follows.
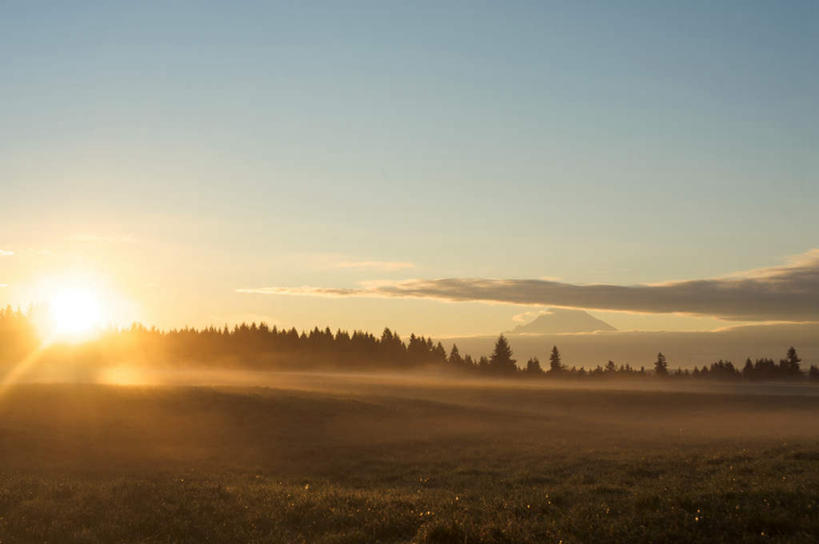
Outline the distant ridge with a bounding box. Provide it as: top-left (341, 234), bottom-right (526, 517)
top-left (510, 308), bottom-right (616, 334)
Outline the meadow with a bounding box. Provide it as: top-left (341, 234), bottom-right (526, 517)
top-left (0, 373), bottom-right (817, 543)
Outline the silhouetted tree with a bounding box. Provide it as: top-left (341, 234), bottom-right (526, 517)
top-left (489, 335), bottom-right (517, 374)
top-left (708, 360), bottom-right (739, 380)
top-left (753, 357), bottom-right (777, 381)
top-left (463, 354), bottom-right (476, 370)
top-left (549, 346), bottom-right (564, 375)
top-left (780, 346), bottom-right (802, 378)
top-left (525, 357), bottom-right (544, 376)
top-left (448, 344), bottom-right (463, 368)
top-left (742, 358), bottom-right (754, 379)
top-left (432, 341), bottom-right (447, 365)
top-left (654, 352), bottom-right (668, 376)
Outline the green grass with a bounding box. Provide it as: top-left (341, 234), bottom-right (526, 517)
top-left (0, 376), bottom-right (817, 543)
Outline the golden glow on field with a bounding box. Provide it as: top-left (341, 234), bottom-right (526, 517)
top-left (98, 365), bottom-right (149, 386)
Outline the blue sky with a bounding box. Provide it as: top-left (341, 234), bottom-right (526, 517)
top-left (1, 1), bottom-right (817, 334)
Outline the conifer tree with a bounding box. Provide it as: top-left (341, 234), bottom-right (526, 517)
top-left (549, 345), bottom-right (564, 374)
top-left (448, 344), bottom-right (463, 367)
top-left (654, 352), bottom-right (668, 376)
top-left (526, 357), bottom-right (544, 376)
top-left (489, 335), bottom-right (517, 374)
top-left (780, 346), bottom-right (802, 378)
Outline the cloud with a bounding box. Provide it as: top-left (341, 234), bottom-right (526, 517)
top-left (0, 284), bottom-right (7, 288)
top-left (236, 286), bottom-right (362, 297)
top-left (236, 249), bottom-right (819, 322)
top-left (333, 260), bottom-right (415, 271)
top-left (0, 249), bottom-right (13, 257)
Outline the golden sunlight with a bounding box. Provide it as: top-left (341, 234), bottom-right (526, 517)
top-left (47, 287), bottom-right (103, 340)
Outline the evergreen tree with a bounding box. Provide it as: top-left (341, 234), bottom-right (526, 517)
top-left (780, 346), bottom-right (802, 378)
top-left (432, 341), bottom-right (447, 364)
top-left (755, 357), bottom-right (777, 380)
top-left (463, 354), bottom-right (475, 370)
top-left (489, 335), bottom-right (517, 374)
top-left (709, 360), bottom-right (739, 380)
top-left (448, 344), bottom-right (463, 367)
top-left (525, 357), bottom-right (544, 376)
top-left (549, 345), bottom-right (564, 375)
top-left (742, 358), bottom-right (754, 379)
top-left (654, 352), bottom-right (668, 376)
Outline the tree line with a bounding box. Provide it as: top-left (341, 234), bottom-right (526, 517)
top-left (0, 307), bottom-right (817, 381)
top-left (504, 338), bottom-right (818, 382)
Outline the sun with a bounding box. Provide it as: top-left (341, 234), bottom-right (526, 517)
top-left (30, 272), bottom-right (133, 344)
top-left (48, 287), bottom-right (103, 340)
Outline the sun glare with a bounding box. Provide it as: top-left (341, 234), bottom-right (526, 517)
top-left (48, 287), bottom-right (103, 340)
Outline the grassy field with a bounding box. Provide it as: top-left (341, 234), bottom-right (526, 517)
top-left (0, 374), bottom-right (818, 543)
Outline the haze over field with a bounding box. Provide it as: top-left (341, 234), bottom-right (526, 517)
top-left (1, 377), bottom-right (818, 542)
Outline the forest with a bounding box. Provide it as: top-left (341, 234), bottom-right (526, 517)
top-left (1, 306), bottom-right (817, 381)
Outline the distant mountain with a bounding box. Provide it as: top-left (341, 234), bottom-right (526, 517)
top-left (510, 308), bottom-right (616, 334)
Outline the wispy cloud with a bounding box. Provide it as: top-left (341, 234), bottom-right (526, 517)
top-left (333, 260), bottom-right (415, 271)
top-left (236, 249), bottom-right (819, 322)
top-left (0, 249), bottom-right (13, 257)
top-left (236, 286), bottom-right (362, 297)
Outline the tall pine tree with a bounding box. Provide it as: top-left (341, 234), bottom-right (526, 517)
top-left (489, 335), bottom-right (517, 374)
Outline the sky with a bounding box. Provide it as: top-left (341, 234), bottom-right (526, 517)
top-left (1, 1), bottom-right (817, 337)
